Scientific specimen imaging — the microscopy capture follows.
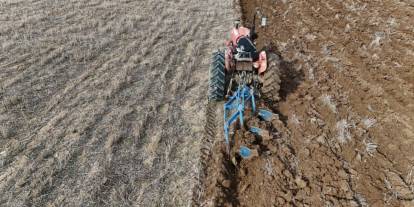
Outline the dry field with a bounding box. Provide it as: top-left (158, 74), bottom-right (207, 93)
top-left (1, 0), bottom-right (414, 206)
top-left (0, 0), bottom-right (236, 206)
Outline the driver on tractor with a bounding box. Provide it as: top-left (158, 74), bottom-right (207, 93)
top-left (224, 20), bottom-right (267, 74)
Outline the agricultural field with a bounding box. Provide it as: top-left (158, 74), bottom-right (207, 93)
top-left (198, 0), bottom-right (414, 206)
top-left (1, 0), bottom-right (413, 206)
top-left (0, 0), bottom-right (235, 206)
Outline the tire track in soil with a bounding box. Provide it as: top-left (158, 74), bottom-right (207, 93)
top-left (193, 101), bottom-right (234, 206)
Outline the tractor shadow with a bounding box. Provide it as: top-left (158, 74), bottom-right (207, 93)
top-left (264, 45), bottom-right (305, 125)
top-left (279, 59), bottom-right (304, 102)
top-left (220, 153), bottom-right (240, 206)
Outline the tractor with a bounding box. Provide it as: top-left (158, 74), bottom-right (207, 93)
top-left (208, 13), bottom-right (282, 160)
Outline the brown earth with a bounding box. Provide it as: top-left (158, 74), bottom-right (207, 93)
top-left (1, 0), bottom-right (413, 206)
top-left (198, 0), bottom-right (414, 206)
top-left (0, 0), bottom-right (237, 206)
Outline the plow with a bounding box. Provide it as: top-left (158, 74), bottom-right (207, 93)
top-left (209, 13), bottom-right (281, 160)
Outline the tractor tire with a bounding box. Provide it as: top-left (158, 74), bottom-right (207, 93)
top-left (208, 50), bottom-right (226, 101)
top-left (261, 52), bottom-right (281, 108)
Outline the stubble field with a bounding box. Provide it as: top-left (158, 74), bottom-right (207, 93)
top-left (1, 0), bottom-right (413, 206)
top-left (0, 0), bottom-right (235, 206)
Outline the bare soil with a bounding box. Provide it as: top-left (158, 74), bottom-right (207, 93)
top-left (1, 0), bottom-right (413, 206)
top-left (0, 0), bottom-right (236, 206)
top-left (198, 0), bottom-right (414, 206)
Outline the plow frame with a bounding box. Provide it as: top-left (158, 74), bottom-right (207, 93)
top-left (223, 84), bottom-right (256, 151)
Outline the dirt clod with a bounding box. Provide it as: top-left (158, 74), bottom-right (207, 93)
top-left (295, 177), bottom-right (307, 189)
top-left (222, 180), bottom-right (231, 188)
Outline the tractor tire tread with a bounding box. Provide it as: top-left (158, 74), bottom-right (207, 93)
top-left (208, 50), bottom-right (226, 101)
top-left (261, 52), bottom-right (281, 108)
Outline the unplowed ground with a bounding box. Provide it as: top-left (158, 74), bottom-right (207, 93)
top-left (0, 0), bottom-right (236, 206)
top-left (199, 0), bottom-right (414, 206)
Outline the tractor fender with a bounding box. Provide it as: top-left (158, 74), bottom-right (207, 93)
top-left (225, 47), bottom-right (234, 72)
top-left (254, 51), bottom-right (267, 74)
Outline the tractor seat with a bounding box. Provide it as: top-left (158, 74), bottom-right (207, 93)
top-left (236, 37), bottom-right (259, 61)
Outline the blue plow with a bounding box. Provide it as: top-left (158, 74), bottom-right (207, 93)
top-left (223, 84), bottom-right (275, 159)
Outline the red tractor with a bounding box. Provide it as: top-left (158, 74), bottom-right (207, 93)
top-left (208, 16), bottom-right (282, 159)
top-left (208, 19), bottom-right (281, 105)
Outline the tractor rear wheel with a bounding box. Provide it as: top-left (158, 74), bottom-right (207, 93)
top-left (260, 52), bottom-right (281, 108)
top-left (208, 50), bottom-right (226, 101)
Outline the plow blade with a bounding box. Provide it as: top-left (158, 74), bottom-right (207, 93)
top-left (239, 146), bottom-right (258, 159)
top-left (257, 109), bottom-right (276, 121)
top-left (249, 127), bottom-right (271, 140)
